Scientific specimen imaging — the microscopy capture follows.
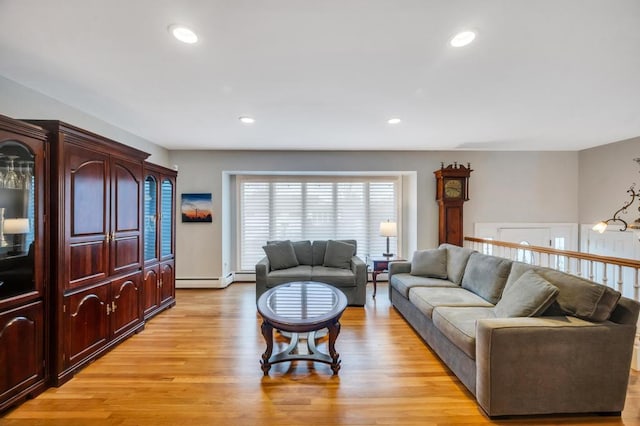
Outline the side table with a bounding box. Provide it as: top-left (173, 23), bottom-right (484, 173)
top-left (370, 257), bottom-right (405, 298)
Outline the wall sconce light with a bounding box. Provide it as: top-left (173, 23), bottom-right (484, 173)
top-left (379, 220), bottom-right (397, 257)
top-left (592, 158), bottom-right (640, 240)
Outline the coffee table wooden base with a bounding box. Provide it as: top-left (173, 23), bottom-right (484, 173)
top-left (260, 320), bottom-right (342, 375)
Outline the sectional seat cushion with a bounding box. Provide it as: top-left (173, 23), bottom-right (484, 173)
top-left (432, 306), bottom-right (496, 359)
top-left (494, 270), bottom-right (559, 318)
top-left (263, 241), bottom-right (299, 270)
top-left (311, 266), bottom-right (356, 287)
top-left (439, 243), bottom-right (476, 285)
top-left (391, 274), bottom-right (458, 299)
top-left (410, 248), bottom-right (448, 279)
top-left (408, 287), bottom-right (494, 319)
top-left (506, 262), bottom-right (621, 322)
top-left (461, 253), bottom-right (513, 304)
top-left (323, 240), bottom-right (355, 269)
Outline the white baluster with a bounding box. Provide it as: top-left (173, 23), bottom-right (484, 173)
top-left (617, 265), bottom-right (624, 294)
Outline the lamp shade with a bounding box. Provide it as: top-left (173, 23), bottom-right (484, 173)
top-left (4, 218), bottom-right (29, 234)
top-left (379, 221), bottom-right (397, 237)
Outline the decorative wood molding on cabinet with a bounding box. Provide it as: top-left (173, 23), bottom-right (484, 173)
top-left (0, 115), bottom-right (48, 412)
top-left (28, 120), bottom-right (150, 387)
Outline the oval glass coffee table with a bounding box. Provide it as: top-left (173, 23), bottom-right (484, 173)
top-left (257, 281), bottom-right (348, 375)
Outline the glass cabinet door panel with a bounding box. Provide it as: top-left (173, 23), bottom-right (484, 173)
top-left (143, 176), bottom-right (157, 261)
top-left (0, 142), bottom-right (36, 300)
top-left (160, 179), bottom-right (173, 257)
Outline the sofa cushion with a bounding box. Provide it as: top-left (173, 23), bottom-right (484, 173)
top-left (268, 240), bottom-right (313, 265)
top-left (432, 306), bottom-right (496, 359)
top-left (311, 266), bottom-right (356, 287)
top-left (262, 241), bottom-right (299, 270)
top-left (323, 240), bottom-right (355, 269)
top-left (292, 240), bottom-right (313, 265)
top-left (312, 240), bottom-right (357, 266)
top-left (408, 287), bottom-right (494, 319)
top-left (506, 262), bottom-right (621, 322)
top-left (390, 273), bottom-right (458, 299)
top-left (265, 265), bottom-right (312, 287)
top-left (494, 270), bottom-right (559, 318)
top-left (461, 253), bottom-right (513, 304)
top-left (410, 248), bottom-right (448, 279)
top-left (439, 243), bottom-right (475, 285)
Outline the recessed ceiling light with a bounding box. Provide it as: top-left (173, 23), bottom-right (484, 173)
top-left (239, 116), bottom-right (255, 124)
top-left (450, 31), bottom-right (476, 47)
top-left (168, 24), bottom-right (198, 44)
top-left (387, 118), bottom-right (402, 125)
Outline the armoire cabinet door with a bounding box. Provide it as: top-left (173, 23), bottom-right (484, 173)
top-left (110, 158), bottom-right (142, 276)
top-left (159, 177), bottom-right (175, 261)
top-left (65, 283), bottom-right (109, 368)
top-left (0, 301), bottom-right (43, 402)
top-left (142, 265), bottom-right (159, 318)
top-left (65, 144), bottom-right (109, 290)
top-left (159, 260), bottom-right (174, 305)
top-left (110, 271), bottom-right (141, 339)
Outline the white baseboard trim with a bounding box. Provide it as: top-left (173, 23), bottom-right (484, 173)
top-left (176, 278), bottom-right (220, 289)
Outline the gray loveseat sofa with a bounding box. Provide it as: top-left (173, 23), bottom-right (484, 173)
top-left (389, 243), bottom-right (639, 417)
top-left (256, 239), bottom-right (367, 306)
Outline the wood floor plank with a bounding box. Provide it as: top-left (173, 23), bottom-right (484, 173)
top-left (2, 282), bottom-right (639, 425)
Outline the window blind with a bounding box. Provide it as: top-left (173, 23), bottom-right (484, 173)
top-left (239, 176), bottom-right (399, 271)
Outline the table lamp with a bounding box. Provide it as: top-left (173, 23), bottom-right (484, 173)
top-left (379, 220), bottom-right (397, 257)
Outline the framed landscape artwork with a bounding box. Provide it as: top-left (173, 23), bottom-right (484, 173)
top-left (181, 193), bottom-right (213, 223)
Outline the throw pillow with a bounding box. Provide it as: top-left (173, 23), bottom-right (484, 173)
top-left (494, 270), bottom-right (559, 318)
top-left (262, 241), bottom-right (299, 271)
top-left (410, 248), bottom-right (448, 279)
top-left (323, 240), bottom-right (355, 270)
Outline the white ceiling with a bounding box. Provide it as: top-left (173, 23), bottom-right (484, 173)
top-left (1, 0), bottom-right (639, 151)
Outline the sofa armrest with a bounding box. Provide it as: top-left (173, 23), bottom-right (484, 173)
top-left (351, 256), bottom-right (367, 286)
top-left (255, 256), bottom-right (270, 302)
top-left (388, 261), bottom-right (411, 278)
top-left (475, 316), bottom-right (637, 416)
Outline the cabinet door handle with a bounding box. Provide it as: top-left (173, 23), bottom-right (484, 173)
top-left (106, 304), bottom-right (111, 316)
top-left (112, 301), bottom-right (117, 312)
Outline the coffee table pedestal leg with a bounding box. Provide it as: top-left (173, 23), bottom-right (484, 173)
top-left (328, 320), bottom-right (341, 374)
top-left (260, 321), bottom-right (274, 375)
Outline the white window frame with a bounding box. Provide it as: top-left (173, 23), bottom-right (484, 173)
top-left (236, 174), bottom-right (402, 271)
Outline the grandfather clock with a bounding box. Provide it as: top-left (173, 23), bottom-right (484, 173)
top-left (434, 162), bottom-right (472, 246)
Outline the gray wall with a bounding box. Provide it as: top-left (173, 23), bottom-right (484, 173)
top-left (169, 150), bottom-right (579, 279)
top-left (0, 76), bottom-right (169, 165)
top-left (579, 136), bottom-right (640, 224)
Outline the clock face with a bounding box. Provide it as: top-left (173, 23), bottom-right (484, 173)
top-left (444, 179), bottom-right (462, 199)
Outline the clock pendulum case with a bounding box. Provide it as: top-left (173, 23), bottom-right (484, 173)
top-left (434, 162), bottom-right (473, 246)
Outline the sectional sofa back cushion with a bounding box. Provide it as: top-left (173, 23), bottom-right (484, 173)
top-left (312, 240), bottom-right (357, 266)
top-left (267, 240), bottom-right (313, 265)
top-left (323, 240), bottom-right (356, 269)
top-left (439, 243), bottom-right (476, 285)
top-left (461, 253), bottom-right (513, 304)
top-left (263, 241), bottom-right (299, 270)
top-left (507, 262), bottom-right (621, 322)
top-left (410, 248), bottom-right (448, 279)
top-left (494, 270), bottom-right (559, 317)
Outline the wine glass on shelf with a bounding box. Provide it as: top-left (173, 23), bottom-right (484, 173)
top-left (0, 154), bottom-right (5, 189)
top-left (3, 155), bottom-right (20, 189)
top-left (22, 161), bottom-right (33, 190)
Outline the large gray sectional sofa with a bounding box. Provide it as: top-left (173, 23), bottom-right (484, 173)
top-left (389, 243), bottom-right (639, 417)
top-left (256, 239), bottom-right (367, 306)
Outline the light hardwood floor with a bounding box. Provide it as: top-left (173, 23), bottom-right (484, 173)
top-left (3, 283), bottom-right (640, 425)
